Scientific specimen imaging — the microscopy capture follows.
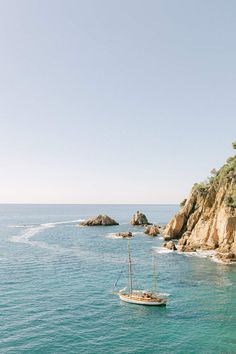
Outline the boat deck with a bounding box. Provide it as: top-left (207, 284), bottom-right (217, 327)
top-left (118, 292), bottom-right (167, 306)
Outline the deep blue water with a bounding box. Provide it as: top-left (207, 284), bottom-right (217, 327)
top-left (0, 204), bottom-right (236, 354)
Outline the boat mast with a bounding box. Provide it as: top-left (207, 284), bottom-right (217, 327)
top-left (153, 253), bottom-right (157, 292)
top-left (128, 241), bottom-right (133, 294)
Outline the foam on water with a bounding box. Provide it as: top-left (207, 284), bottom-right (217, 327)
top-left (106, 233), bottom-right (125, 239)
top-left (8, 225), bottom-right (27, 228)
top-left (178, 249), bottom-right (216, 259)
top-left (10, 219), bottom-right (84, 245)
top-left (153, 246), bottom-right (174, 254)
top-left (176, 249), bottom-right (222, 265)
top-left (154, 245), bottom-right (222, 263)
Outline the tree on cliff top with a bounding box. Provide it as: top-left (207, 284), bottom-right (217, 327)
top-left (232, 141), bottom-right (236, 149)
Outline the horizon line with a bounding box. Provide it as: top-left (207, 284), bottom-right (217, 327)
top-left (0, 202), bottom-right (179, 205)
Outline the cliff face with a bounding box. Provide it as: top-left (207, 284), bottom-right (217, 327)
top-left (164, 154), bottom-right (236, 263)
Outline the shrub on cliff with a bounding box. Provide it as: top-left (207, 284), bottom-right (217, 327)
top-left (192, 183), bottom-right (209, 196)
top-left (180, 199), bottom-right (187, 207)
top-left (211, 143), bottom-right (236, 185)
top-left (192, 142), bottom-right (236, 198)
top-left (224, 194), bottom-right (236, 208)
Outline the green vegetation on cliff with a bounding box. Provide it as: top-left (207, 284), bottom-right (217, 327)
top-left (192, 142), bottom-right (236, 207)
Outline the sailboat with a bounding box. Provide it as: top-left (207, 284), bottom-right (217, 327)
top-left (117, 242), bottom-right (167, 306)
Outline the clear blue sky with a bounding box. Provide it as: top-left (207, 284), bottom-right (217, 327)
top-left (0, 0), bottom-right (235, 203)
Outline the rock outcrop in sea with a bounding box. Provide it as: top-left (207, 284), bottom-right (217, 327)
top-left (144, 225), bottom-right (160, 236)
top-left (114, 232), bottom-right (133, 238)
top-left (164, 143), bottom-right (236, 263)
top-left (163, 241), bottom-right (177, 251)
top-left (80, 215), bottom-right (119, 226)
top-left (130, 211), bottom-right (151, 225)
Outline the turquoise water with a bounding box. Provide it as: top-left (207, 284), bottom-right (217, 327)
top-left (0, 204), bottom-right (236, 354)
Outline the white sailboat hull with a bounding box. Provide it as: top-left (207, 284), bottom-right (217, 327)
top-left (115, 242), bottom-right (168, 306)
top-left (118, 293), bottom-right (167, 306)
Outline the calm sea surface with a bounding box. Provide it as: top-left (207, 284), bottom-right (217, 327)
top-left (0, 204), bottom-right (236, 354)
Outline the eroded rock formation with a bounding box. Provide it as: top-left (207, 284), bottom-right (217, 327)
top-left (130, 211), bottom-right (151, 226)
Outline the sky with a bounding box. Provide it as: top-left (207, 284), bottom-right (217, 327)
top-left (0, 0), bottom-right (236, 204)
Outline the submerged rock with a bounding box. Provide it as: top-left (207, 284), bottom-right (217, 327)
top-left (80, 214), bottom-right (119, 226)
top-left (144, 225), bottom-right (160, 236)
top-left (114, 232), bottom-right (133, 238)
top-left (130, 211), bottom-right (151, 226)
top-left (163, 241), bottom-right (177, 251)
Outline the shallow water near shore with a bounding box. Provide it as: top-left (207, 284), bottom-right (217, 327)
top-left (0, 204), bottom-right (236, 354)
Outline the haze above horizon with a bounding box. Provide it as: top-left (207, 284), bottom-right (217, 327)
top-left (0, 0), bottom-right (236, 204)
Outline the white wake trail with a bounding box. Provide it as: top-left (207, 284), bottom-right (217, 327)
top-left (10, 219), bottom-right (84, 244)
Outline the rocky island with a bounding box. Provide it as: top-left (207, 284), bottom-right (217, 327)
top-left (164, 142), bottom-right (236, 263)
top-left (130, 211), bottom-right (151, 226)
top-left (80, 214), bottom-right (119, 226)
top-left (113, 232), bottom-right (133, 238)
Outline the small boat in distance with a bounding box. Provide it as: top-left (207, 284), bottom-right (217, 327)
top-left (116, 242), bottom-right (167, 306)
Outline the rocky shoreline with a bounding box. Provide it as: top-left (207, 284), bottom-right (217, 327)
top-left (163, 145), bottom-right (236, 264)
top-left (78, 144), bottom-right (236, 265)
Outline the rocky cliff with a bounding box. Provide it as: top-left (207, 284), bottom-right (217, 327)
top-left (164, 148), bottom-right (236, 263)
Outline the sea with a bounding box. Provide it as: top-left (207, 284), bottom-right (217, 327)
top-left (0, 204), bottom-right (236, 354)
